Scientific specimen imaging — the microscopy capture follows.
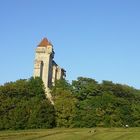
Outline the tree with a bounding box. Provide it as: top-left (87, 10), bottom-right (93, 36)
top-left (52, 79), bottom-right (77, 127)
top-left (72, 77), bottom-right (100, 100)
top-left (0, 77), bottom-right (55, 130)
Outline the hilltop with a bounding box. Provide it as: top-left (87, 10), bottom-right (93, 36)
top-left (0, 77), bottom-right (140, 130)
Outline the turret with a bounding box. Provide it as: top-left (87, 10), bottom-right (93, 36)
top-left (33, 37), bottom-right (66, 103)
top-left (34, 38), bottom-right (54, 89)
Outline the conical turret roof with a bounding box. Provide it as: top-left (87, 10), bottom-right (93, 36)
top-left (38, 38), bottom-right (52, 47)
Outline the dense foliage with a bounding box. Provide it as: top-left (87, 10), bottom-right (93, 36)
top-left (0, 77), bottom-right (55, 130)
top-left (52, 77), bottom-right (140, 128)
top-left (0, 77), bottom-right (140, 130)
top-left (52, 80), bottom-right (77, 127)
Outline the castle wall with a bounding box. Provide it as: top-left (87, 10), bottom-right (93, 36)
top-left (33, 38), bottom-right (66, 103)
top-left (52, 62), bottom-right (57, 86)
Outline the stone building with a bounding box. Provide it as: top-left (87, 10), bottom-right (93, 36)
top-left (33, 38), bottom-right (66, 102)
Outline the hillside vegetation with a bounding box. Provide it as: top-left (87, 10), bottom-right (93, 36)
top-left (0, 77), bottom-right (55, 129)
top-left (0, 77), bottom-right (140, 130)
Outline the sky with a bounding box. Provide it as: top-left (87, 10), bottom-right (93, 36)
top-left (0, 0), bottom-right (140, 89)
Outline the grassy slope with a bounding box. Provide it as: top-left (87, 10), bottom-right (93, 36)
top-left (0, 128), bottom-right (140, 140)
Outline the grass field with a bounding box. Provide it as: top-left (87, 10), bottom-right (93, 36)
top-left (0, 128), bottom-right (140, 140)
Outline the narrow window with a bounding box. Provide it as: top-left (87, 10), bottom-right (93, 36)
top-left (40, 61), bottom-right (44, 79)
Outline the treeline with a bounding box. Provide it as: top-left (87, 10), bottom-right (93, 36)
top-left (0, 77), bottom-right (140, 130)
top-left (0, 77), bottom-right (55, 130)
top-left (53, 77), bottom-right (140, 128)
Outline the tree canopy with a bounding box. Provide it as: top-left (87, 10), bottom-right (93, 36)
top-left (0, 77), bottom-right (140, 129)
top-left (0, 77), bottom-right (55, 130)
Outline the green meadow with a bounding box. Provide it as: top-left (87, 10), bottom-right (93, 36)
top-left (0, 128), bottom-right (140, 140)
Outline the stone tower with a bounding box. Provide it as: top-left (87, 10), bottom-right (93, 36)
top-left (33, 38), bottom-right (66, 102)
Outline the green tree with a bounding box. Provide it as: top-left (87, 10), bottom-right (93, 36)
top-left (52, 79), bottom-right (77, 127)
top-left (0, 77), bottom-right (55, 130)
top-left (72, 77), bottom-right (100, 100)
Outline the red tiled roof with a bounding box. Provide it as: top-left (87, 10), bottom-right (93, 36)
top-left (38, 38), bottom-right (52, 47)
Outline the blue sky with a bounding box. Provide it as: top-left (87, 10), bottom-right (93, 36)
top-left (0, 0), bottom-right (140, 89)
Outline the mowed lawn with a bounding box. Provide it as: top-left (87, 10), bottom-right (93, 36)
top-left (0, 128), bottom-right (140, 140)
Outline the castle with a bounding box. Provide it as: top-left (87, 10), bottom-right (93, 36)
top-left (33, 38), bottom-right (66, 101)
